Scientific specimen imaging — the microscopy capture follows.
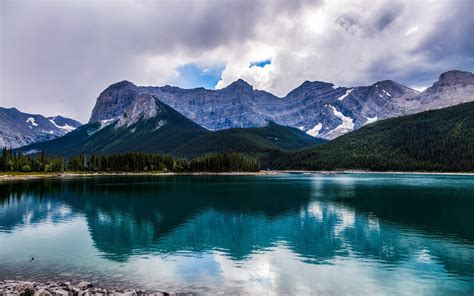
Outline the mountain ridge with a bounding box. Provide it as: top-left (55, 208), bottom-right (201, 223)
top-left (89, 70), bottom-right (472, 140)
top-left (2, 70), bottom-right (472, 149)
top-left (0, 107), bottom-right (81, 148)
top-left (21, 97), bottom-right (323, 157)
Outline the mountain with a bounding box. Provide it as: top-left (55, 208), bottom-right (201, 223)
top-left (395, 70), bottom-right (474, 114)
top-left (279, 79), bottom-right (418, 139)
top-left (0, 107), bottom-right (81, 148)
top-left (22, 93), bottom-right (323, 157)
top-left (268, 102), bottom-right (474, 172)
top-left (21, 95), bottom-right (209, 157)
top-left (92, 70), bottom-right (472, 141)
top-left (100, 79), bottom-right (418, 140)
top-left (9, 69), bottom-right (472, 155)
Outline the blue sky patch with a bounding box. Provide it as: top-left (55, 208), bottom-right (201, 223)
top-left (172, 63), bottom-right (225, 89)
top-left (249, 59), bottom-right (271, 68)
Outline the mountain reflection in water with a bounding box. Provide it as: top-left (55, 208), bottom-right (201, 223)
top-left (0, 174), bottom-right (473, 295)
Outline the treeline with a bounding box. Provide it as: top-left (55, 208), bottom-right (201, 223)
top-left (0, 148), bottom-right (259, 173)
top-left (189, 153), bottom-right (259, 172)
top-left (263, 102), bottom-right (474, 172)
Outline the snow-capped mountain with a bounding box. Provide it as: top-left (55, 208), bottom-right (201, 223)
top-left (6, 70), bottom-right (472, 150)
top-left (275, 79), bottom-right (418, 139)
top-left (91, 70), bottom-right (472, 140)
top-left (0, 107), bottom-right (81, 148)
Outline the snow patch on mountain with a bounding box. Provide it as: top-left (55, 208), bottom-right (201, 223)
top-left (337, 88), bottom-right (354, 101)
top-left (26, 117), bottom-right (38, 127)
top-left (49, 118), bottom-right (76, 132)
top-left (153, 120), bottom-right (167, 131)
top-left (100, 118), bottom-right (119, 128)
top-left (327, 106), bottom-right (354, 137)
top-left (365, 116), bottom-right (378, 124)
top-left (382, 89), bottom-right (392, 97)
top-left (307, 123), bottom-right (323, 137)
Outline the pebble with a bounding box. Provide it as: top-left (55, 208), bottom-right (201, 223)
top-left (0, 280), bottom-right (172, 295)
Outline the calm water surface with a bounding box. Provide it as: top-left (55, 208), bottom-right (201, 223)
top-left (0, 174), bottom-right (473, 295)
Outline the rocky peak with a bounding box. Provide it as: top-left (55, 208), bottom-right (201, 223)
top-left (89, 81), bottom-right (155, 124)
top-left (299, 80), bottom-right (333, 89)
top-left (371, 80), bottom-right (419, 97)
top-left (104, 80), bottom-right (137, 91)
top-left (89, 81), bottom-right (145, 123)
top-left (286, 80), bottom-right (334, 98)
top-left (420, 70), bottom-right (474, 97)
top-left (394, 70), bottom-right (474, 114)
top-left (436, 70), bottom-right (474, 86)
top-left (373, 79), bottom-right (397, 87)
top-left (225, 79), bottom-right (253, 91)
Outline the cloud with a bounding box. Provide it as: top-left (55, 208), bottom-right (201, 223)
top-left (0, 0), bottom-right (472, 121)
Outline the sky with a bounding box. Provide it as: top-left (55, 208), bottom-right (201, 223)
top-left (1, 0), bottom-right (473, 122)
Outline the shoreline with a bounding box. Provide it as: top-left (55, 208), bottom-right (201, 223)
top-left (0, 170), bottom-right (473, 182)
top-left (0, 280), bottom-right (168, 295)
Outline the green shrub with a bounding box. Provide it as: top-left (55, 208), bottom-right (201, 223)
top-left (21, 165), bottom-right (32, 172)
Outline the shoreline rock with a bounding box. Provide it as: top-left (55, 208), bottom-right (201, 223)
top-left (0, 280), bottom-right (172, 295)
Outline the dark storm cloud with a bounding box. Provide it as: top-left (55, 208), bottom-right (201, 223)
top-left (411, 0), bottom-right (474, 61)
top-left (335, 2), bottom-right (404, 37)
top-left (0, 0), bottom-right (309, 121)
top-left (0, 0), bottom-right (472, 121)
top-left (374, 4), bottom-right (404, 32)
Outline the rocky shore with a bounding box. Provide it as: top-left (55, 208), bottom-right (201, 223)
top-left (0, 280), bottom-right (171, 295)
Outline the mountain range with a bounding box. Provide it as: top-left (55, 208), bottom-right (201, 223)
top-left (0, 107), bottom-right (81, 148)
top-left (89, 70), bottom-right (473, 140)
top-left (21, 97), bottom-right (324, 157)
top-left (2, 70), bottom-right (473, 164)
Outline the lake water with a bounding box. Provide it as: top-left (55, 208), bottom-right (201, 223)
top-left (0, 174), bottom-right (473, 295)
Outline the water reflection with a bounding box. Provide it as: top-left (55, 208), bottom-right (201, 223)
top-left (0, 174), bottom-right (473, 294)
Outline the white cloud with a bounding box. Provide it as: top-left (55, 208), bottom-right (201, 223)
top-left (404, 25), bottom-right (420, 37)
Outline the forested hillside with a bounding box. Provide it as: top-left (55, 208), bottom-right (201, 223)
top-left (172, 122), bottom-right (325, 157)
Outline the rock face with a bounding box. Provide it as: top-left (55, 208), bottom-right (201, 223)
top-left (91, 70), bottom-right (473, 140)
top-left (0, 107), bottom-right (81, 148)
top-left (275, 79), bottom-right (417, 139)
top-left (89, 81), bottom-right (158, 127)
top-left (394, 70), bottom-right (474, 114)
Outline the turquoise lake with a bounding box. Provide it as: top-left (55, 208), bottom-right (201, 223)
top-left (0, 174), bottom-right (473, 295)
